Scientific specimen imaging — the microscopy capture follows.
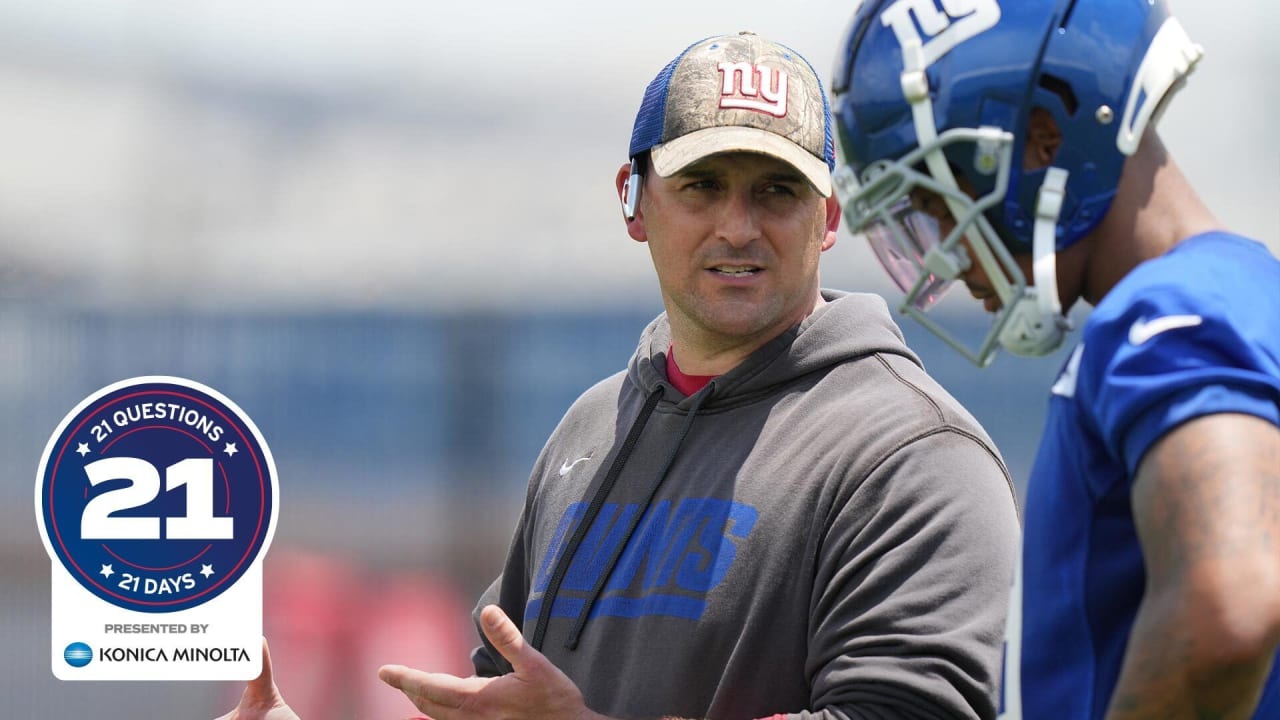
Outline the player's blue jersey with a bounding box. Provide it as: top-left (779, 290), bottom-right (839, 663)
top-left (1002, 232), bottom-right (1280, 719)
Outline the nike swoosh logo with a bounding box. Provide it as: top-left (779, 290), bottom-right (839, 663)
top-left (1127, 314), bottom-right (1203, 346)
top-left (558, 456), bottom-right (592, 476)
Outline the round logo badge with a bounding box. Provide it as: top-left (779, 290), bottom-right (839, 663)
top-left (36, 377), bottom-right (277, 613)
top-left (64, 642), bottom-right (93, 668)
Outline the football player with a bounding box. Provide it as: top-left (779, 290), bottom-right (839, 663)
top-left (831, 0), bottom-right (1280, 718)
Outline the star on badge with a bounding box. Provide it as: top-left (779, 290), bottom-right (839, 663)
top-left (100, 563), bottom-right (114, 578)
top-left (200, 564), bottom-right (215, 579)
top-left (76, 442), bottom-right (90, 457)
top-left (224, 442), bottom-right (238, 457)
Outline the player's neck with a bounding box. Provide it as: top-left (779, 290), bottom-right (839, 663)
top-left (1080, 130), bottom-right (1221, 306)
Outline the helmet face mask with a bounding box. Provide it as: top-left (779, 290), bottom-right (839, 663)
top-left (835, 123), bottom-right (1038, 367)
top-left (862, 197), bottom-right (951, 310)
top-left (832, 0), bottom-right (1203, 366)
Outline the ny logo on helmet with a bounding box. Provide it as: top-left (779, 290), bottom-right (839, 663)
top-left (717, 62), bottom-right (788, 117)
top-left (880, 0), bottom-right (1001, 67)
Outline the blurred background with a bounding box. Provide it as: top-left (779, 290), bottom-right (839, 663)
top-left (1, 0), bottom-right (1275, 717)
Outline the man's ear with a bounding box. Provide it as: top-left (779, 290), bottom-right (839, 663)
top-left (821, 193), bottom-right (840, 251)
top-left (616, 163), bottom-right (647, 242)
top-left (1024, 108), bottom-right (1062, 171)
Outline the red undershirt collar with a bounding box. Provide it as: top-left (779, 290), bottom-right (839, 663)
top-left (665, 345), bottom-right (717, 396)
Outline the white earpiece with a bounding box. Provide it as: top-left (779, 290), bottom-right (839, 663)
top-left (622, 162), bottom-right (642, 220)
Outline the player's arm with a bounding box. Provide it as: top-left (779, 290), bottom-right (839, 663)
top-left (1106, 413), bottom-right (1280, 719)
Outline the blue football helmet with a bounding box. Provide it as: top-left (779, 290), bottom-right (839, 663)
top-left (831, 0), bottom-right (1203, 366)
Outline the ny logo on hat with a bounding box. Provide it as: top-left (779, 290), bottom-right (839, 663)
top-left (717, 62), bottom-right (788, 117)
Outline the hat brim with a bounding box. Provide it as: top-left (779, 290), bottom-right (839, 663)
top-left (650, 126), bottom-right (832, 197)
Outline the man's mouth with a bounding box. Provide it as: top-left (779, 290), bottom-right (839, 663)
top-left (711, 265), bottom-right (761, 277)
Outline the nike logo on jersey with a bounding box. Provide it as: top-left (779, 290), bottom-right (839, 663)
top-left (1127, 314), bottom-right (1203, 346)
top-left (558, 456), bottom-right (592, 476)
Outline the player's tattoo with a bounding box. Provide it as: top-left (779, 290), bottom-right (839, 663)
top-left (1109, 414), bottom-right (1280, 719)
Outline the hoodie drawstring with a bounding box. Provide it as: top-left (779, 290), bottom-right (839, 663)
top-left (529, 381), bottom-right (713, 652)
top-left (530, 386), bottom-right (663, 651)
top-left (563, 382), bottom-right (712, 650)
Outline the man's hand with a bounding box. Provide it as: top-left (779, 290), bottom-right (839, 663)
top-left (379, 604), bottom-right (605, 720)
top-left (216, 639), bottom-right (300, 720)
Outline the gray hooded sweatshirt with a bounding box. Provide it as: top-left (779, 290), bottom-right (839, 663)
top-left (473, 290), bottom-right (1020, 719)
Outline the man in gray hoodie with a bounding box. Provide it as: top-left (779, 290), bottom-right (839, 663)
top-left (222, 31), bottom-right (1020, 720)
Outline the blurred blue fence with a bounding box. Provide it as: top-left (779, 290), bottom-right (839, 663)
top-left (4, 301), bottom-right (1066, 506)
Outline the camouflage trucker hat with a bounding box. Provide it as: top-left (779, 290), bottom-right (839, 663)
top-left (628, 31), bottom-right (835, 196)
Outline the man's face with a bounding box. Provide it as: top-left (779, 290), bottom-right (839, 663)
top-left (629, 152), bottom-right (838, 353)
top-left (906, 186), bottom-right (1033, 314)
top-left (901, 107), bottom-right (1060, 314)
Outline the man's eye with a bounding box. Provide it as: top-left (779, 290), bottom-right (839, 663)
top-left (764, 184), bottom-right (797, 196)
top-left (910, 191), bottom-right (944, 217)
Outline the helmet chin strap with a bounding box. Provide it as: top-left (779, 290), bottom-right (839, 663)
top-left (998, 167), bottom-right (1073, 356)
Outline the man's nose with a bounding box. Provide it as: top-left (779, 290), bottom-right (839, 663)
top-left (715, 189), bottom-right (761, 248)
